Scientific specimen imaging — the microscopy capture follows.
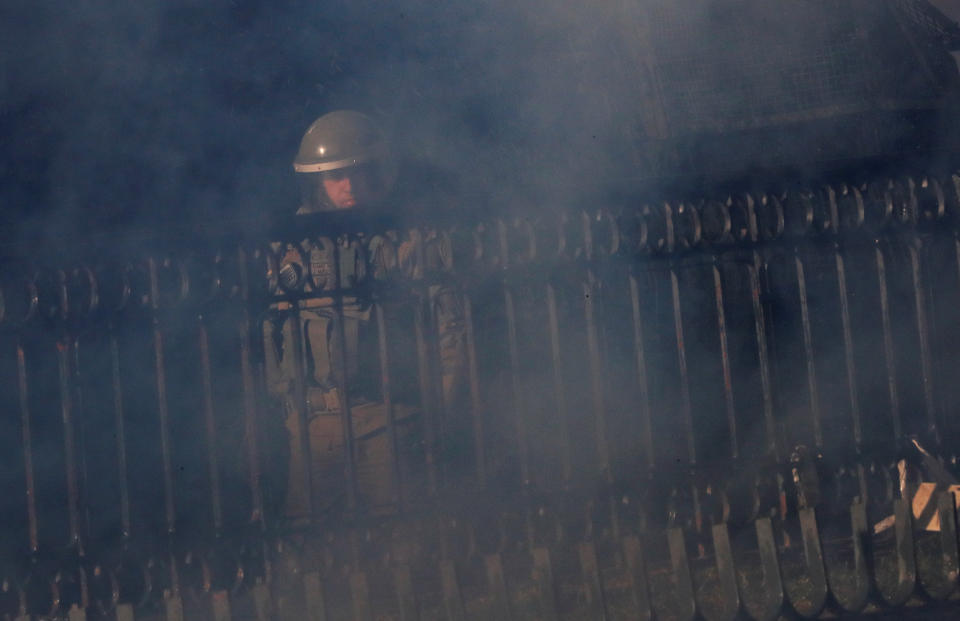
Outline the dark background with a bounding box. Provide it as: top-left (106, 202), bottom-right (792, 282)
top-left (2, 0), bottom-right (626, 244)
top-left (2, 0), bottom-right (960, 247)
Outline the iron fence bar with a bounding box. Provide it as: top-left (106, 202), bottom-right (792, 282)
top-left (330, 301), bottom-right (359, 514)
top-left (844, 501), bottom-right (871, 611)
top-left (545, 283), bottom-right (573, 485)
top-left (577, 541), bottom-right (609, 620)
top-left (406, 231), bottom-right (443, 495)
top-left (197, 318), bottom-right (224, 534)
top-left (752, 516), bottom-right (784, 621)
top-left (283, 302), bottom-right (317, 520)
top-left (462, 296), bottom-right (487, 487)
top-left (749, 254), bottom-right (777, 460)
top-left (235, 261), bottom-right (264, 527)
top-left (116, 602), bottom-right (135, 621)
top-left (932, 491), bottom-right (959, 599)
top-left (712, 261), bottom-right (739, 461)
top-left (789, 507), bottom-right (828, 617)
top-left (70, 336), bottom-right (92, 551)
top-left (583, 272), bottom-right (612, 481)
top-left (484, 553), bottom-right (513, 620)
top-left (825, 501), bottom-right (871, 613)
top-left (349, 571), bottom-right (373, 621)
top-left (700, 522), bottom-right (740, 621)
top-left (628, 274), bottom-right (655, 472)
top-left (147, 258), bottom-right (177, 537)
top-left (439, 559), bottom-right (466, 621)
top-left (794, 253), bottom-right (823, 450)
top-left (669, 267), bottom-right (697, 466)
top-left (875, 498), bottom-right (917, 606)
top-left (109, 329), bottom-right (132, 540)
top-left (622, 535), bottom-right (653, 621)
top-left (503, 285), bottom-right (531, 488)
top-left (531, 547), bottom-right (559, 621)
top-left (146, 258), bottom-right (186, 621)
top-left (238, 248), bottom-right (271, 620)
top-left (17, 341), bottom-right (39, 554)
top-left (908, 243), bottom-right (938, 445)
top-left (428, 291), bottom-right (454, 490)
top-left (412, 300), bottom-right (439, 496)
top-left (393, 564), bottom-right (418, 621)
top-left (56, 333), bottom-right (89, 616)
top-left (302, 570), bottom-right (329, 621)
top-left (833, 247), bottom-right (863, 452)
top-left (209, 590), bottom-right (231, 621)
top-left (374, 303), bottom-right (402, 507)
top-left (874, 244), bottom-right (903, 445)
top-left (164, 589), bottom-right (184, 621)
top-left (667, 527), bottom-right (697, 621)
top-left (942, 233), bottom-right (960, 441)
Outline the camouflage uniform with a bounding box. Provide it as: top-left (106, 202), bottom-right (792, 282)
top-left (265, 110), bottom-right (466, 518)
top-left (264, 228), bottom-right (464, 518)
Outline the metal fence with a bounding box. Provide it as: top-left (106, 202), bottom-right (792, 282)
top-left (2, 169), bottom-right (960, 619)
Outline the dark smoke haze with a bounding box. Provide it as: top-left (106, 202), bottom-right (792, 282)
top-left (0, 0), bottom-right (631, 242)
top-left (2, 0), bottom-right (960, 583)
top-left (1, 0), bottom-right (960, 245)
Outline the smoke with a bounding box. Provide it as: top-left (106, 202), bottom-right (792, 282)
top-left (933, 0), bottom-right (960, 23)
top-left (2, 2), bottom-right (960, 601)
top-left (0, 0), bottom-right (660, 247)
top-left (3, 0), bottom-right (960, 249)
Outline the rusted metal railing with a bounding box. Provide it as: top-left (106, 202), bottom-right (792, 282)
top-left (0, 171), bottom-right (960, 618)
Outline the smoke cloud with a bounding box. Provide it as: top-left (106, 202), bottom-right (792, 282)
top-left (0, 0), bottom-right (674, 247)
top-left (3, 0), bottom-right (960, 250)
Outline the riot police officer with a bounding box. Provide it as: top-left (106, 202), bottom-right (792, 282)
top-left (291, 109), bottom-right (397, 214)
top-left (264, 111), bottom-right (465, 520)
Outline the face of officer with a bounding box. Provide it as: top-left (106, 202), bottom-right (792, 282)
top-left (321, 164), bottom-right (381, 209)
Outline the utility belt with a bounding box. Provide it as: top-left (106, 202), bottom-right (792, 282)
top-left (270, 296), bottom-right (360, 312)
top-left (300, 387), bottom-right (418, 441)
top-left (306, 386), bottom-right (342, 416)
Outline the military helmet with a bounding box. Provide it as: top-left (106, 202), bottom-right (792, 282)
top-left (293, 110), bottom-right (397, 212)
top-left (293, 110), bottom-right (389, 173)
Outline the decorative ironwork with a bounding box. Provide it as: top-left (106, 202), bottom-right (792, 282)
top-left (0, 171), bottom-right (960, 618)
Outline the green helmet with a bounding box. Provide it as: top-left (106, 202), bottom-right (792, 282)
top-left (293, 110), bottom-right (389, 173)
